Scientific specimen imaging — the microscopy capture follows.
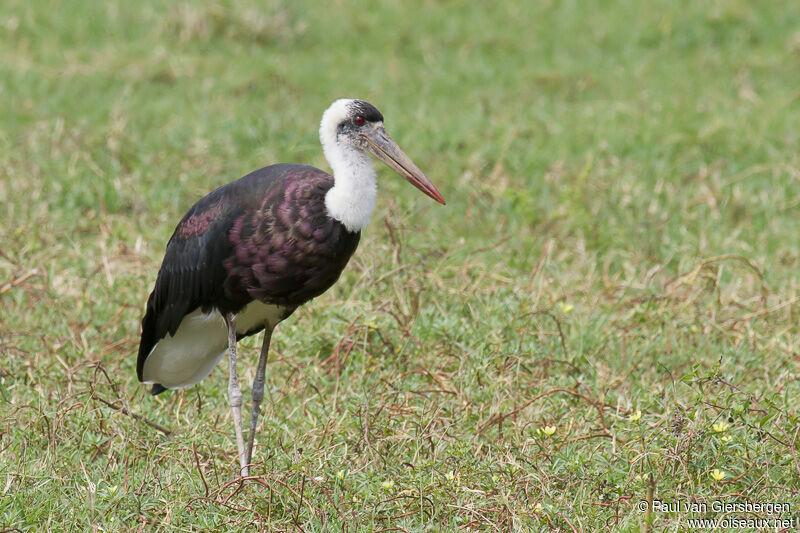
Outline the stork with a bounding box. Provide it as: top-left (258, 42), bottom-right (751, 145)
top-left (137, 99), bottom-right (445, 475)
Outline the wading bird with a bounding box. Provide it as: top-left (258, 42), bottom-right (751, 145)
top-left (137, 99), bottom-right (445, 475)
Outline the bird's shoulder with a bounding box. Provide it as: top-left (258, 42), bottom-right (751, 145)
top-left (171, 163), bottom-right (332, 244)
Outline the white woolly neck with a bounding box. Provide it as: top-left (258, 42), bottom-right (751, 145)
top-left (319, 99), bottom-right (377, 233)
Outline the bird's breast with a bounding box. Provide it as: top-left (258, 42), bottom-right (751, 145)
top-left (222, 176), bottom-right (360, 307)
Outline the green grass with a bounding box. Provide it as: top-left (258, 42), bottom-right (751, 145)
top-left (2, 0), bottom-right (799, 530)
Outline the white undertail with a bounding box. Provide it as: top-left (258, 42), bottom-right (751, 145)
top-left (141, 302), bottom-right (285, 389)
top-left (320, 99), bottom-right (378, 232)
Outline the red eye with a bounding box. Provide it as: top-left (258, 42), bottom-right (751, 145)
top-left (354, 115), bottom-right (365, 126)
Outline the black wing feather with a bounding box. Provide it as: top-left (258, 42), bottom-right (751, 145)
top-left (136, 188), bottom-right (241, 381)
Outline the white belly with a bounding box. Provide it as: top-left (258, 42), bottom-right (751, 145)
top-left (141, 302), bottom-right (285, 389)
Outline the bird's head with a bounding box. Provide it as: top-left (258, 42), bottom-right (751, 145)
top-left (320, 99), bottom-right (445, 204)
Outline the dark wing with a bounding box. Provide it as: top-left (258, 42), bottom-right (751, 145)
top-left (136, 184), bottom-right (243, 382)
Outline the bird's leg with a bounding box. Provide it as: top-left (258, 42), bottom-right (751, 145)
top-left (245, 328), bottom-right (272, 467)
top-left (225, 314), bottom-right (248, 477)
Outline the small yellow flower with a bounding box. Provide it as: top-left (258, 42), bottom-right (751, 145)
top-left (534, 502), bottom-right (544, 513)
top-left (381, 479), bottom-right (394, 490)
top-left (629, 410), bottom-right (642, 422)
top-left (445, 470), bottom-right (455, 482)
top-left (558, 303), bottom-right (574, 313)
top-left (712, 422), bottom-right (730, 433)
top-left (543, 425), bottom-right (556, 436)
top-left (710, 469), bottom-right (726, 481)
top-left (491, 474), bottom-right (499, 483)
top-left (720, 435), bottom-right (731, 443)
top-left (336, 469), bottom-right (346, 480)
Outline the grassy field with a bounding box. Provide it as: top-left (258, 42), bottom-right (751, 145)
top-left (2, 0), bottom-right (800, 530)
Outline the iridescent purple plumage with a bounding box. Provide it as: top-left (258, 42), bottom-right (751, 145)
top-left (223, 167), bottom-right (359, 306)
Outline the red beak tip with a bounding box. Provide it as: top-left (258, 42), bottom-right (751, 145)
top-left (428, 186), bottom-right (445, 205)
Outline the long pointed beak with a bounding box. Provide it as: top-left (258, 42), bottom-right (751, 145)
top-left (362, 126), bottom-right (446, 205)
